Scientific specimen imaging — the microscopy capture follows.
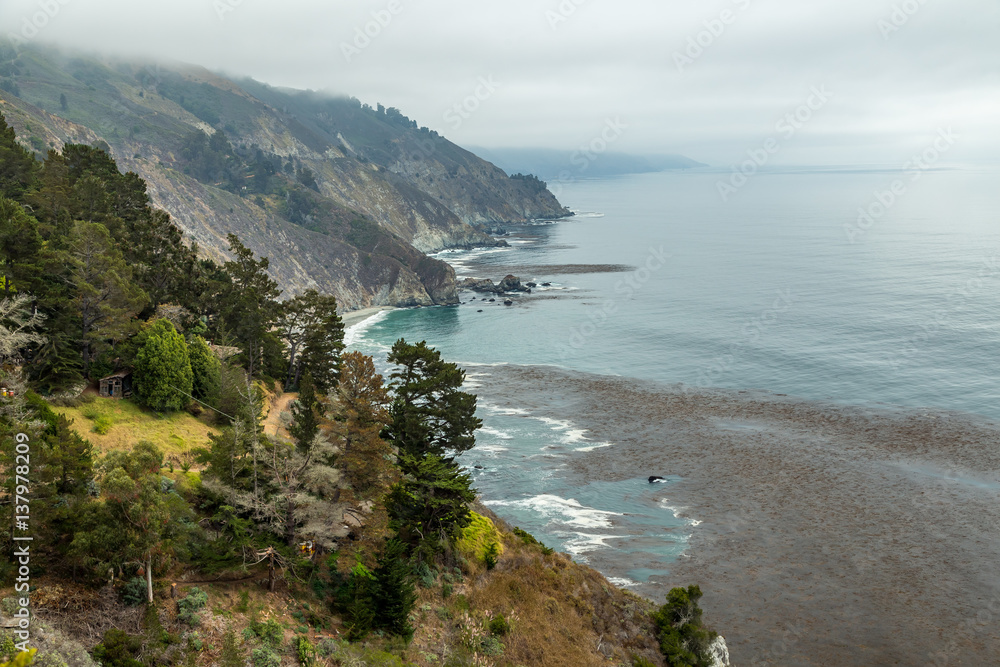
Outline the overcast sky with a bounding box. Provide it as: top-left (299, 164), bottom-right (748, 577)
top-left (2, 0), bottom-right (998, 165)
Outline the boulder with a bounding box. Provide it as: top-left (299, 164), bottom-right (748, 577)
top-left (504, 299), bottom-right (513, 306)
top-left (648, 476), bottom-right (665, 483)
top-left (497, 274), bottom-right (525, 292)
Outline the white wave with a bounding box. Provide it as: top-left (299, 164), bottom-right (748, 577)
top-left (343, 309), bottom-right (392, 348)
top-left (659, 499), bottom-right (701, 526)
top-left (575, 443), bottom-right (613, 452)
top-left (475, 443), bottom-right (509, 455)
top-left (484, 494), bottom-right (621, 529)
top-left (477, 401), bottom-right (529, 416)
top-left (607, 577), bottom-right (640, 588)
top-left (562, 532), bottom-right (624, 556)
top-left (477, 426), bottom-right (514, 440)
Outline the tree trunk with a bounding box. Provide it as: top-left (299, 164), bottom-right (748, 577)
top-left (146, 554), bottom-right (153, 603)
top-left (285, 499), bottom-right (296, 547)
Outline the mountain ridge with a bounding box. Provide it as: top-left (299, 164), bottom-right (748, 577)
top-left (0, 42), bottom-right (570, 309)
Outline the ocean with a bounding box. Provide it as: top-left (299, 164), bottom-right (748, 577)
top-left (345, 166), bottom-right (1000, 590)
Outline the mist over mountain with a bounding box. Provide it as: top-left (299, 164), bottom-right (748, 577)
top-left (0, 42), bottom-right (569, 309)
top-left (467, 146), bottom-right (706, 181)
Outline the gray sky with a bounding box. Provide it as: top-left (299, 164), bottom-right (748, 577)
top-left (2, 0), bottom-right (998, 165)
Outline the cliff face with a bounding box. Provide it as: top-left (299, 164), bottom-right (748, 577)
top-left (0, 43), bottom-right (569, 306)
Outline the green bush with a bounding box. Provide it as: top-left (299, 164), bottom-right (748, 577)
top-left (177, 587), bottom-right (209, 627)
top-left (92, 629), bottom-right (143, 667)
top-left (652, 585), bottom-right (718, 667)
top-left (488, 614), bottom-right (511, 636)
top-left (512, 527), bottom-right (554, 555)
top-left (249, 619), bottom-right (283, 648)
top-left (92, 415), bottom-right (113, 434)
top-left (219, 628), bottom-right (244, 667)
top-left (251, 648), bottom-right (280, 667)
top-left (478, 635), bottom-right (504, 657)
top-left (484, 541), bottom-right (500, 570)
top-left (441, 582), bottom-right (453, 599)
top-left (632, 657), bottom-right (658, 667)
top-left (121, 577), bottom-right (146, 606)
top-left (294, 636), bottom-right (316, 666)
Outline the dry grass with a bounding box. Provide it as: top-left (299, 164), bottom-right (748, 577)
top-left (405, 520), bottom-right (665, 667)
top-left (53, 397), bottom-right (220, 458)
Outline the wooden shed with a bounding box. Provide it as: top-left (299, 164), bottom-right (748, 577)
top-left (99, 371), bottom-right (133, 399)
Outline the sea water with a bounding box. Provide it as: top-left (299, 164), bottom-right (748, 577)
top-left (346, 167), bottom-right (1000, 586)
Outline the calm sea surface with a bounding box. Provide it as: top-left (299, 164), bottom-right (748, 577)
top-left (346, 167), bottom-right (1000, 587)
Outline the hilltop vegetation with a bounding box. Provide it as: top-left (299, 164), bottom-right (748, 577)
top-left (0, 41), bottom-right (570, 309)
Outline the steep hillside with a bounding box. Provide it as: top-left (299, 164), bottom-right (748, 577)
top-left (0, 42), bottom-right (569, 307)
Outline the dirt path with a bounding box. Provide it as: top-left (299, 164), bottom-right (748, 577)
top-left (264, 392), bottom-right (297, 439)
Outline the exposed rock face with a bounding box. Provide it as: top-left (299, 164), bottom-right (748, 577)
top-left (0, 45), bottom-right (569, 307)
top-left (707, 636), bottom-right (731, 667)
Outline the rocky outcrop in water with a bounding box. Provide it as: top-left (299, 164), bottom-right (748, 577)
top-left (459, 274), bottom-right (530, 295)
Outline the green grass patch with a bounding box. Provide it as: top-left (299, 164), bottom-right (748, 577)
top-left (456, 513), bottom-right (504, 566)
top-left (53, 397), bottom-right (219, 456)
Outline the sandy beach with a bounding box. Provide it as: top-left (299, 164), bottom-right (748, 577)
top-left (340, 305), bottom-right (396, 329)
top-left (472, 364), bottom-right (1000, 666)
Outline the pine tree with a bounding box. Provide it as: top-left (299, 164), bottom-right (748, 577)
top-left (373, 539), bottom-right (416, 640)
top-left (277, 289), bottom-right (344, 391)
top-left (383, 340), bottom-right (481, 460)
top-left (42, 414), bottom-right (94, 495)
top-left (219, 234), bottom-right (280, 378)
top-left (289, 371), bottom-right (320, 457)
top-left (388, 454), bottom-right (475, 543)
top-left (336, 352), bottom-right (396, 498)
top-left (0, 114), bottom-right (38, 200)
top-left (78, 442), bottom-right (175, 603)
top-left (188, 334), bottom-right (221, 405)
top-left (0, 197), bottom-right (43, 298)
top-left (69, 221), bottom-right (147, 377)
top-left (134, 319), bottom-right (193, 411)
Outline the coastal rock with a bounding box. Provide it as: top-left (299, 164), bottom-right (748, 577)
top-left (460, 274), bottom-right (531, 294)
top-left (504, 299), bottom-right (513, 306)
top-left (459, 278), bottom-right (500, 293)
top-left (648, 476), bottom-right (665, 483)
top-left (707, 636), bottom-right (730, 667)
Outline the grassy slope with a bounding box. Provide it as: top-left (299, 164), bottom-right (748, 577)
top-left (53, 396), bottom-right (219, 460)
top-left (31, 396), bottom-right (667, 666)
